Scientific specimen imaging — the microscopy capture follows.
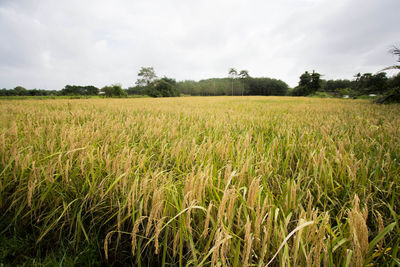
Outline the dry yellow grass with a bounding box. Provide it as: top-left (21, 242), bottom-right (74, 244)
top-left (0, 96), bottom-right (399, 265)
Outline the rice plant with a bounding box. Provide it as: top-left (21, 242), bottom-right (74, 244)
top-left (0, 96), bottom-right (399, 266)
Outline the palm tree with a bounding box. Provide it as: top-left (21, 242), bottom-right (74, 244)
top-left (380, 46), bottom-right (400, 71)
top-left (239, 70), bottom-right (249, 96)
top-left (228, 68), bottom-right (238, 96)
top-left (376, 45), bottom-right (400, 103)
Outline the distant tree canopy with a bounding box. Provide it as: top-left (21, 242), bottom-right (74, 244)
top-left (0, 86), bottom-right (58, 96)
top-left (130, 67), bottom-right (179, 97)
top-left (291, 71), bottom-right (393, 97)
top-left (101, 84), bottom-right (127, 97)
top-left (147, 78), bottom-right (179, 97)
top-left (246, 78), bottom-right (288, 96)
top-left (175, 70), bottom-right (288, 96)
top-left (354, 72), bottom-right (388, 94)
top-left (323, 79), bottom-right (353, 92)
top-left (228, 68), bottom-right (238, 95)
top-left (290, 71), bottom-right (322, 96)
top-left (126, 85), bottom-right (145, 95)
top-left (289, 64), bottom-right (399, 102)
top-left (176, 78), bottom-right (230, 96)
top-left (3, 47), bottom-right (399, 101)
top-left (375, 45), bottom-right (400, 103)
top-left (60, 85), bottom-right (99, 95)
top-left (136, 67), bottom-right (157, 87)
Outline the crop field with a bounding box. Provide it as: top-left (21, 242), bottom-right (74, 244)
top-left (0, 96), bottom-right (399, 266)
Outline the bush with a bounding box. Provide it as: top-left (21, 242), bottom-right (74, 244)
top-left (375, 87), bottom-right (400, 103)
top-left (101, 84), bottom-right (127, 98)
top-left (147, 79), bottom-right (178, 97)
top-left (311, 92), bottom-right (332, 98)
top-left (290, 85), bottom-right (308, 96)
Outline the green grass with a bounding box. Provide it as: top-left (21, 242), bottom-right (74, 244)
top-left (0, 96), bottom-right (399, 266)
top-left (0, 95), bottom-right (149, 100)
top-left (0, 95), bottom-right (94, 100)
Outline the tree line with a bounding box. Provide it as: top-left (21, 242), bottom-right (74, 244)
top-left (289, 70), bottom-right (400, 100)
top-left (1, 46), bottom-right (399, 102)
top-left (0, 86), bottom-right (58, 96)
top-left (289, 46), bottom-right (400, 102)
top-left (2, 69), bottom-right (398, 100)
top-left (0, 67), bottom-right (288, 97)
top-left (127, 67), bottom-right (289, 96)
top-left (291, 71), bottom-right (391, 95)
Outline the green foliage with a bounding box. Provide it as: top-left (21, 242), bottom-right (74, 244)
top-left (176, 77), bottom-right (288, 96)
top-left (299, 71), bottom-right (312, 87)
top-left (13, 86), bottom-right (28, 96)
top-left (228, 68), bottom-right (239, 96)
top-left (374, 45), bottom-right (400, 103)
top-left (228, 68), bottom-right (238, 78)
top-left (147, 78), bottom-right (179, 97)
top-left (136, 67), bottom-right (157, 87)
top-left (133, 67), bottom-right (178, 98)
top-left (290, 85), bottom-right (307, 96)
top-left (239, 70), bottom-right (249, 79)
top-left (335, 88), bottom-right (353, 97)
top-left (0, 229), bottom-right (102, 266)
top-left (126, 85), bottom-right (146, 95)
top-left (310, 71), bottom-right (322, 91)
top-left (292, 71), bottom-right (322, 96)
top-left (375, 86), bottom-right (400, 103)
top-left (323, 79), bottom-right (353, 92)
top-left (354, 72), bottom-right (388, 95)
top-left (61, 85), bottom-right (99, 96)
top-left (387, 73), bottom-right (400, 88)
top-left (0, 87), bottom-right (59, 96)
top-left (101, 84), bottom-right (127, 97)
top-left (246, 77), bottom-right (288, 95)
top-left (311, 91), bottom-right (332, 98)
top-left (227, 68), bottom-right (251, 95)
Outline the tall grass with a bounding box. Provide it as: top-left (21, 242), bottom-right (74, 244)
top-left (0, 96), bottom-right (399, 265)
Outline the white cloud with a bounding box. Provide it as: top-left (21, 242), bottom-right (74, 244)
top-left (0, 0), bottom-right (398, 89)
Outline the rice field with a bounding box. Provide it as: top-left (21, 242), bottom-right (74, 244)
top-left (0, 96), bottom-right (399, 266)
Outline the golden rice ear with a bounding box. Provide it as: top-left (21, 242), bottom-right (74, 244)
top-left (172, 230), bottom-right (180, 258)
top-left (104, 231), bottom-right (113, 260)
top-left (210, 228), bottom-right (223, 267)
top-left (349, 194), bottom-right (369, 267)
top-left (154, 217), bottom-right (166, 255)
top-left (243, 216), bottom-right (253, 267)
top-left (2, 97), bottom-right (399, 266)
top-left (376, 211), bottom-right (384, 250)
top-left (246, 177), bottom-right (260, 209)
top-left (202, 202), bottom-right (213, 238)
top-left (226, 190), bottom-right (237, 224)
top-left (131, 217), bottom-right (145, 256)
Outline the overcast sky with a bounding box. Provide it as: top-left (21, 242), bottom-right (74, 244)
top-left (0, 0), bottom-right (399, 89)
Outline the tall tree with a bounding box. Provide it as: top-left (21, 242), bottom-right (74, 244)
top-left (136, 67), bottom-right (157, 87)
top-left (381, 45), bottom-right (400, 72)
top-left (310, 70), bottom-right (322, 92)
top-left (354, 72), bottom-right (361, 82)
top-left (375, 45), bottom-right (400, 103)
top-left (228, 68), bottom-right (238, 96)
top-left (355, 72), bottom-right (388, 94)
top-left (13, 86), bottom-right (27, 96)
top-left (239, 70), bottom-right (249, 96)
top-left (101, 84), bottom-right (127, 97)
top-left (299, 71), bottom-right (312, 87)
top-left (291, 70), bottom-right (322, 96)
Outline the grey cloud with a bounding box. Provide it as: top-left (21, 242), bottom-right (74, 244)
top-left (0, 0), bottom-right (398, 89)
